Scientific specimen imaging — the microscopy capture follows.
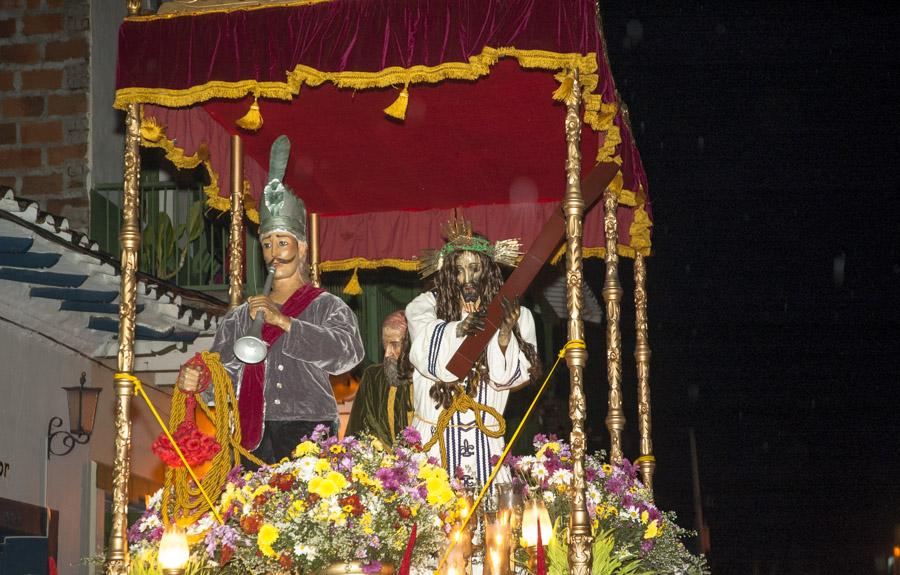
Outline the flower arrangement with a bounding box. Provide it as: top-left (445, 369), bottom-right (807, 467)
top-left (504, 435), bottom-right (709, 575)
top-left (127, 426), bottom-right (458, 574)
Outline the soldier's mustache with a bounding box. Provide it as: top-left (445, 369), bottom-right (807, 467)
top-left (266, 255), bottom-right (296, 266)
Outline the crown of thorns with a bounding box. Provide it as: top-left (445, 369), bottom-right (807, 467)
top-left (419, 217), bottom-right (521, 279)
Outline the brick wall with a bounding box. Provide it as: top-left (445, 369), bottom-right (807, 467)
top-left (0, 0), bottom-right (90, 231)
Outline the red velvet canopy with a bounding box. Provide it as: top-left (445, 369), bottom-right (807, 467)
top-left (115, 0), bottom-right (651, 270)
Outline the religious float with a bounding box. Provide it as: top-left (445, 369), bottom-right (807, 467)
top-left (101, 0), bottom-right (707, 573)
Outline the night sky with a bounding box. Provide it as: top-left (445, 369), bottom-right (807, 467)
top-left (588, 2), bottom-right (900, 573)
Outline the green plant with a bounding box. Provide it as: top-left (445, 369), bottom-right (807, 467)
top-left (545, 520), bottom-right (649, 575)
top-left (141, 200), bottom-right (205, 280)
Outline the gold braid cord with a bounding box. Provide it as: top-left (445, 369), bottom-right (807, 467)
top-left (161, 352), bottom-right (262, 525)
top-left (421, 384), bottom-right (506, 468)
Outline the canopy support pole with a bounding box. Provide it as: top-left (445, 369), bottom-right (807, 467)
top-left (634, 252), bottom-right (655, 491)
top-left (602, 172), bottom-right (625, 465)
top-left (105, 102), bottom-right (141, 575)
top-left (229, 134), bottom-right (245, 308)
top-left (563, 70), bottom-right (593, 575)
top-left (309, 213), bottom-right (320, 287)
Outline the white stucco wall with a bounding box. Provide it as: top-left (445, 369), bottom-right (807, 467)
top-left (0, 318), bottom-right (169, 575)
top-left (0, 319), bottom-right (96, 574)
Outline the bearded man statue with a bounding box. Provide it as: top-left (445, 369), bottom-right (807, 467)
top-left (345, 311), bottom-right (413, 446)
top-left (406, 218), bottom-right (541, 488)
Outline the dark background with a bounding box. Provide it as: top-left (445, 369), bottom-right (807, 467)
top-left (581, 2), bottom-right (900, 573)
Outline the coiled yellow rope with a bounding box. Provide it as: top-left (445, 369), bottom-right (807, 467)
top-left (162, 351), bottom-right (263, 526)
top-left (119, 351), bottom-right (264, 530)
top-left (422, 384), bottom-right (507, 469)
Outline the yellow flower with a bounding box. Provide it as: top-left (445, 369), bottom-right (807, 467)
top-left (536, 441), bottom-right (561, 458)
top-left (643, 519), bottom-right (659, 539)
top-left (308, 471), bottom-right (349, 498)
top-left (257, 523), bottom-right (279, 557)
top-left (371, 438), bottom-right (385, 452)
top-left (640, 510), bottom-right (649, 524)
top-left (289, 499), bottom-right (307, 518)
top-left (251, 485), bottom-right (272, 499)
top-left (293, 440), bottom-right (321, 457)
top-left (602, 464), bottom-right (613, 475)
top-left (314, 458), bottom-right (332, 473)
top-left (329, 444), bottom-right (346, 454)
top-left (426, 478), bottom-right (453, 506)
top-left (360, 512), bottom-right (374, 534)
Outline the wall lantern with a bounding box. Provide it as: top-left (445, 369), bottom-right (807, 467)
top-left (47, 372), bottom-right (101, 458)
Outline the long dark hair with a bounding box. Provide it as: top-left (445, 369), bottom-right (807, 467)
top-left (429, 249), bottom-right (542, 409)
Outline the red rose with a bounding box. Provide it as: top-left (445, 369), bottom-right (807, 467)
top-left (279, 554), bottom-right (293, 569)
top-left (220, 545), bottom-right (234, 564)
top-left (397, 505), bottom-right (412, 519)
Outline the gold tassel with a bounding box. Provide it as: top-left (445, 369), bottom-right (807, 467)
top-left (235, 97), bottom-right (263, 131)
top-left (343, 268), bottom-right (362, 295)
top-left (383, 86), bottom-right (409, 121)
top-left (140, 117), bottom-right (164, 142)
top-left (552, 75), bottom-right (575, 102)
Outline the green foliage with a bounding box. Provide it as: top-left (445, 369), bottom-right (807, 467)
top-left (141, 200), bottom-right (220, 283)
top-left (546, 518), bottom-right (651, 575)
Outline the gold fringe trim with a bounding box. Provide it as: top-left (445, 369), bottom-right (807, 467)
top-left (120, 45), bottom-right (647, 250)
top-left (126, 0), bottom-right (335, 22)
top-left (140, 109), bottom-right (259, 222)
top-left (319, 257), bottom-right (419, 273)
top-left (628, 202), bottom-right (652, 256)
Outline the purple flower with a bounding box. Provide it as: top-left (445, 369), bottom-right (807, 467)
top-left (401, 427), bottom-right (422, 445)
top-left (375, 467), bottom-right (401, 491)
top-left (606, 476), bottom-right (625, 496)
top-left (585, 468), bottom-right (598, 482)
top-left (311, 423), bottom-right (330, 441)
top-left (620, 458), bottom-right (638, 478)
top-left (225, 465), bottom-right (246, 486)
top-left (641, 539), bottom-right (655, 555)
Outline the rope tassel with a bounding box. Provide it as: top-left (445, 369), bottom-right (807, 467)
top-left (383, 85), bottom-right (409, 120)
top-left (235, 96), bottom-right (264, 131)
top-left (343, 267), bottom-right (362, 295)
top-left (552, 74), bottom-right (575, 102)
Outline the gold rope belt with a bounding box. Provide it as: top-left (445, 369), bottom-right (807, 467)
top-left (421, 385), bottom-right (506, 468)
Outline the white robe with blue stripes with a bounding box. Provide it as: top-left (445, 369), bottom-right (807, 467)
top-left (406, 292), bottom-right (536, 489)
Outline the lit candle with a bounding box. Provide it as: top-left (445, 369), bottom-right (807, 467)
top-left (158, 524), bottom-right (189, 575)
top-left (520, 498), bottom-right (552, 549)
top-left (490, 549), bottom-right (502, 575)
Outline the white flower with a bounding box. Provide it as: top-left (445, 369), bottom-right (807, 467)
top-left (532, 466), bottom-right (549, 481)
top-left (147, 489), bottom-right (163, 509)
top-left (296, 456), bottom-right (318, 481)
top-left (542, 490), bottom-right (556, 504)
top-left (620, 506), bottom-right (640, 521)
top-left (294, 543), bottom-right (317, 559)
top-left (140, 514), bottom-right (161, 532)
top-left (549, 469), bottom-right (573, 486)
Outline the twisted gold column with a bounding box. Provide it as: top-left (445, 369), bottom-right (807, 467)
top-left (105, 102), bottom-right (142, 575)
top-left (634, 252), bottom-right (655, 490)
top-left (228, 135), bottom-right (245, 308)
top-left (602, 174), bottom-right (625, 464)
top-left (309, 213), bottom-right (321, 288)
top-left (562, 71), bottom-right (592, 575)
